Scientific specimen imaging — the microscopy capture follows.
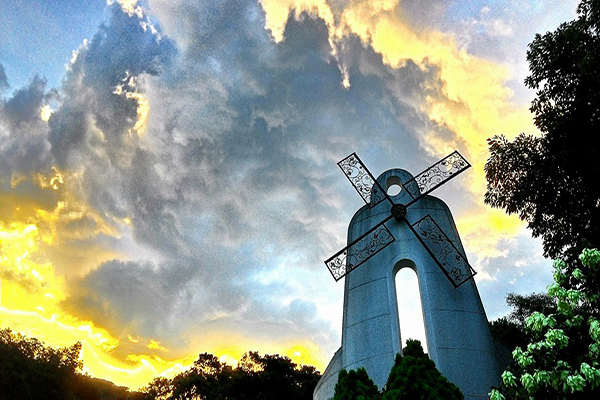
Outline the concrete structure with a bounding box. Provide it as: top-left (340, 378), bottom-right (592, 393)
top-left (314, 168), bottom-right (508, 400)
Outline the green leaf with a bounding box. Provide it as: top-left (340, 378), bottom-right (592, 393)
top-left (488, 388), bottom-right (505, 400)
top-left (566, 374), bottom-right (585, 392)
top-left (580, 249), bottom-right (600, 268)
top-left (521, 373), bottom-right (536, 392)
top-left (502, 371), bottom-right (517, 387)
top-left (533, 370), bottom-right (551, 386)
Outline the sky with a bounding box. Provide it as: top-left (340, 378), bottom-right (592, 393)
top-left (0, 0), bottom-right (581, 390)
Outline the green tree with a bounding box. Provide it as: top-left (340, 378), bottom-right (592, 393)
top-left (490, 293), bottom-right (557, 350)
top-left (382, 339), bottom-right (463, 400)
top-left (484, 0), bottom-right (600, 260)
top-left (333, 367), bottom-right (380, 400)
top-left (489, 249), bottom-right (600, 399)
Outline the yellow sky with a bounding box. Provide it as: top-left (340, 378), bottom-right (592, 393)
top-left (0, 209), bottom-right (324, 389)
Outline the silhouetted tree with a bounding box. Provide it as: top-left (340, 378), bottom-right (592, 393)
top-left (490, 293), bottom-right (557, 350)
top-left (140, 377), bottom-right (174, 400)
top-left (485, 0), bottom-right (600, 261)
top-left (0, 328), bottom-right (82, 399)
top-left (140, 350), bottom-right (320, 400)
top-left (0, 328), bottom-right (140, 400)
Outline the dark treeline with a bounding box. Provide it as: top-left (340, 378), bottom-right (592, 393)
top-left (0, 328), bottom-right (141, 400)
top-left (0, 328), bottom-right (320, 400)
top-left (140, 351), bottom-right (320, 399)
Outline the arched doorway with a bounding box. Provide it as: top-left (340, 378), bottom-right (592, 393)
top-left (395, 265), bottom-right (428, 353)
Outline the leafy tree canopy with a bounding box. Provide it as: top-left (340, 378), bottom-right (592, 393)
top-left (333, 368), bottom-right (380, 400)
top-left (490, 249), bottom-right (600, 399)
top-left (485, 0), bottom-right (600, 260)
top-left (0, 328), bottom-right (139, 400)
top-left (140, 350), bottom-right (320, 400)
top-left (383, 339), bottom-right (463, 400)
top-left (333, 340), bottom-right (463, 400)
top-left (490, 293), bottom-right (557, 350)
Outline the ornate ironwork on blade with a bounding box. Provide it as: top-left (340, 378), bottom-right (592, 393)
top-left (404, 151), bottom-right (471, 201)
top-left (325, 222), bottom-right (395, 281)
top-left (338, 153), bottom-right (388, 207)
top-left (410, 215), bottom-right (476, 287)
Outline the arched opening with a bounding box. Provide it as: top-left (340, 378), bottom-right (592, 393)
top-left (387, 184), bottom-right (402, 196)
top-left (395, 267), bottom-right (428, 352)
top-left (386, 175), bottom-right (403, 196)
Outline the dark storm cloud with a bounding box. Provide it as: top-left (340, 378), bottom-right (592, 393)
top-left (68, 259), bottom-right (192, 337)
top-left (48, 4), bottom-right (176, 169)
top-left (0, 75), bottom-right (55, 177)
top-left (2, 0), bottom-right (455, 352)
top-left (63, 0), bottom-right (451, 343)
top-left (2, 75), bottom-right (46, 127)
top-left (0, 63), bottom-right (8, 92)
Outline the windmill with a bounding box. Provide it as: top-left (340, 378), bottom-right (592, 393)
top-left (313, 151), bottom-right (506, 400)
top-left (325, 151), bottom-right (476, 287)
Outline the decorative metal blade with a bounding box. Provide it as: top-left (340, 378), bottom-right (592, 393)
top-left (325, 220), bottom-right (395, 281)
top-left (408, 215), bottom-right (476, 288)
top-left (338, 153), bottom-right (390, 207)
top-left (404, 151), bottom-right (471, 205)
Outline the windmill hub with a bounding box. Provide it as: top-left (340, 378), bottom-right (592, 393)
top-left (391, 203), bottom-right (407, 221)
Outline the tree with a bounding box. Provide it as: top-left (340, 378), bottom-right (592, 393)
top-left (0, 328), bottom-right (82, 399)
top-left (0, 328), bottom-right (141, 400)
top-left (333, 367), bottom-right (380, 400)
top-left (489, 249), bottom-right (600, 399)
top-left (139, 350), bottom-right (321, 400)
top-left (237, 351), bottom-right (321, 400)
top-left (332, 340), bottom-right (463, 400)
top-left (485, 0), bottom-right (600, 260)
top-left (382, 339), bottom-right (463, 400)
top-left (490, 293), bottom-right (557, 350)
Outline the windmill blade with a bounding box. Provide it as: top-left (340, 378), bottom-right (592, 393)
top-left (404, 151), bottom-right (471, 206)
top-left (407, 215), bottom-right (476, 288)
top-left (338, 153), bottom-right (392, 207)
top-left (325, 217), bottom-right (395, 281)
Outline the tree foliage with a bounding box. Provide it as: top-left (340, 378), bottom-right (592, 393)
top-left (383, 339), bottom-right (463, 400)
top-left (333, 368), bottom-right (380, 400)
top-left (490, 293), bottom-right (557, 350)
top-left (332, 340), bottom-right (463, 400)
top-left (485, 0), bottom-right (600, 260)
top-left (489, 249), bottom-right (600, 399)
top-left (0, 328), bottom-right (140, 400)
top-left (0, 327), bottom-right (320, 400)
top-left (140, 351), bottom-right (320, 400)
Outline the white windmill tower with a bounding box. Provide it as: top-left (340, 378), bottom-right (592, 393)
top-left (314, 152), bottom-right (508, 400)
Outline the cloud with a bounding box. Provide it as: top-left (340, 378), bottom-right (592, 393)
top-left (0, 62), bottom-right (8, 92)
top-left (55, 0), bottom-right (452, 368)
top-left (48, 5), bottom-right (176, 169)
top-left (2, 76), bottom-right (46, 127)
top-left (0, 77), bottom-right (55, 179)
top-left (1, 0), bottom-right (561, 389)
top-left (477, 233), bottom-right (552, 320)
top-left (257, 0), bottom-right (544, 259)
